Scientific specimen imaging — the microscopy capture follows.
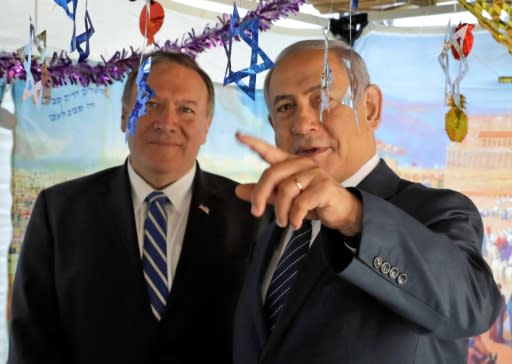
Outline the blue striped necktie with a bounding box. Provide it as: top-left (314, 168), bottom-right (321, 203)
top-left (142, 191), bottom-right (169, 321)
top-left (264, 220), bottom-right (312, 332)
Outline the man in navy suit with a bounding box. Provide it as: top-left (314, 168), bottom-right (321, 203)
top-left (233, 39), bottom-right (503, 364)
top-left (8, 51), bottom-right (268, 364)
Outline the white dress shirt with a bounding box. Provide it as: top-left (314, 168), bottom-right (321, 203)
top-left (261, 154), bottom-right (380, 301)
top-left (128, 161), bottom-right (195, 290)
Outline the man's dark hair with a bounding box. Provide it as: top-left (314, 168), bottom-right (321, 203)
top-left (122, 51), bottom-right (215, 117)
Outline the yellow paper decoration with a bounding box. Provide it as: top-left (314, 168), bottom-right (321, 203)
top-left (445, 94), bottom-right (469, 142)
top-left (458, 0), bottom-right (512, 54)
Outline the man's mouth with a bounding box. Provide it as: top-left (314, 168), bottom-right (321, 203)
top-left (296, 147), bottom-right (329, 156)
top-left (149, 138), bottom-right (182, 147)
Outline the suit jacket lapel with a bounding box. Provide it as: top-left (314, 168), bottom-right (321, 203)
top-left (357, 159), bottom-right (401, 199)
top-left (162, 166), bottom-right (220, 320)
top-left (96, 162), bottom-right (156, 325)
top-left (102, 163), bottom-right (141, 265)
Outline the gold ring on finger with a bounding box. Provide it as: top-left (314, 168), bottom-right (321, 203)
top-left (295, 180), bottom-right (304, 192)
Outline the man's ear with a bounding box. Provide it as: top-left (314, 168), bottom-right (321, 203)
top-left (364, 84), bottom-right (382, 130)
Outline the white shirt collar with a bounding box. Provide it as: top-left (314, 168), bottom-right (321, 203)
top-left (341, 153), bottom-right (380, 188)
top-left (127, 160), bottom-right (196, 215)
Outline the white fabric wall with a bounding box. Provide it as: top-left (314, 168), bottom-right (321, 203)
top-left (0, 94), bottom-right (15, 363)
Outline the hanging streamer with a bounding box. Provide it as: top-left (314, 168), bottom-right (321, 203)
top-left (450, 25), bottom-right (470, 108)
top-left (438, 21), bottom-right (472, 109)
top-left (341, 58), bottom-right (358, 127)
top-left (19, 42), bottom-right (36, 103)
top-left (346, 0), bottom-right (359, 127)
top-left (33, 29), bottom-right (49, 105)
top-left (127, 56), bottom-right (155, 136)
top-left (54, 0), bottom-right (95, 62)
top-left (126, 0), bottom-right (156, 136)
top-left (40, 62), bottom-right (51, 104)
top-left (17, 18), bottom-right (47, 106)
top-left (351, 0), bottom-right (359, 12)
top-left (223, 3), bottom-right (274, 100)
top-left (319, 27), bottom-right (333, 122)
top-left (438, 21), bottom-right (474, 142)
top-left (53, 0), bottom-right (74, 19)
top-left (438, 23), bottom-right (453, 108)
top-left (318, 1), bottom-right (358, 126)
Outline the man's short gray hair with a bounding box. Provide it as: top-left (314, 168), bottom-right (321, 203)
top-left (263, 39), bottom-right (370, 110)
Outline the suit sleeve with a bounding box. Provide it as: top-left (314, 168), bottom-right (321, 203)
top-left (324, 186), bottom-right (503, 339)
top-left (8, 190), bottom-right (66, 364)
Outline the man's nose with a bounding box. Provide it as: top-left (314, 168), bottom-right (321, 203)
top-left (154, 106), bottom-right (177, 132)
top-left (292, 104), bottom-right (320, 135)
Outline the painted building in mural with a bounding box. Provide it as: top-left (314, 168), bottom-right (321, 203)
top-left (445, 114), bottom-right (512, 194)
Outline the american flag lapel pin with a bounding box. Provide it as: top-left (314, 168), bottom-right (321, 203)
top-left (198, 204), bottom-right (210, 215)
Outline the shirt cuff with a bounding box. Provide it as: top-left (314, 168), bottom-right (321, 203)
top-left (344, 233), bottom-right (361, 254)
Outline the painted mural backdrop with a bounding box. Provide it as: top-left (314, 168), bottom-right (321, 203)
top-left (358, 29), bottom-right (512, 364)
top-left (7, 79), bottom-right (128, 320)
top-left (6, 29), bottom-right (512, 363)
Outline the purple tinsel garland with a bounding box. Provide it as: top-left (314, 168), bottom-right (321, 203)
top-left (0, 0), bottom-right (305, 88)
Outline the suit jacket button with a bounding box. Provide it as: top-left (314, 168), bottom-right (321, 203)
top-left (373, 256), bottom-right (383, 269)
top-left (389, 266), bottom-right (399, 279)
top-left (381, 261), bottom-right (391, 274)
top-left (397, 273), bottom-right (408, 285)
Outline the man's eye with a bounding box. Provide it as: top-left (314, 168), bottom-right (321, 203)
top-left (146, 100), bottom-right (158, 109)
top-left (181, 106), bottom-right (195, 114)
top-left (276, 103), bottom-right (294, 113)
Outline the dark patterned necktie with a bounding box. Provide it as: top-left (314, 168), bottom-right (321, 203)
top-left (263, 220), bottom-right (312, 332)
top-left (142, 191), bottom-right (169, 321)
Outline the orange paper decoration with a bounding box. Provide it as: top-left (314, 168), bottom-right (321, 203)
top-left (139, 1), bottom-right (165, 45)
top-left (451, 23), bottom-right (475, 60)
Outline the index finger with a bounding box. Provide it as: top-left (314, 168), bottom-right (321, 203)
top-left (236, 131), bottom-right (290, 165)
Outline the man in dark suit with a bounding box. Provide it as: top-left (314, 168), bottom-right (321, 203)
top-left (233, 39), bottom-right (503, 364)
top-left (8, 51), bottom-right (268, 364)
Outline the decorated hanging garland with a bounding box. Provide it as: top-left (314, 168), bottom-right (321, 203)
top-left (445, 23), bottom-right (474, 143)
top-left (438, 22), bottom-right (475, 143)
top-left (139, 0), bottom-right (165, 46)
top-left (0, 0), bottom-right (305, 88)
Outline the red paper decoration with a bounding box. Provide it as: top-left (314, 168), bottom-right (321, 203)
top-left (139, 1), bottom-right (165, 45)
top-left (451, 23), bottom-right (475, 60)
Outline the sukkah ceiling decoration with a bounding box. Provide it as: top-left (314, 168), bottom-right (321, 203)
top-left (308, 0), bottom-right (512, 48)
top-left (0, 0), bottom-right (305, 88)
top-left (458, 0), bottom-right (512, 55)
top-left (307, 0), bottom-right (418, 12)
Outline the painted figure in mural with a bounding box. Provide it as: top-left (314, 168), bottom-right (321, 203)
top-left (232, 39), bottom-right (503, 364)
top-left (467, 335), bottom-right (499, 364)
top-left (7, 51), bottom-right (269, 364)
top-left (508, 294), bottom-right (512, 341)
top-left (489, 283), bottom-right (507, 344)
